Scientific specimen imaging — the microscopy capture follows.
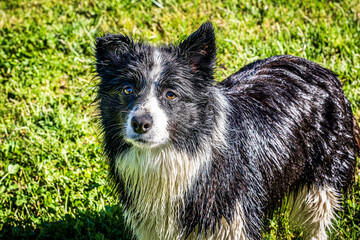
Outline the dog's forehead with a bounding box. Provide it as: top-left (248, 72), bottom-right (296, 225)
top-left (137, 47), bottom-right (169, 87)
top-left (129, 45), bottom-right (178, 89)
top-left (148, 49), bottom-right (163, 83)
top-left (123, 47), bottom-right (167, 94)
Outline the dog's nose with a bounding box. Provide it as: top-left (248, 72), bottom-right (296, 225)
top-left (131, 115), bottom-right (153, 134)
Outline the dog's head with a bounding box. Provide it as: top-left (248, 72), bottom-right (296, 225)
top-left (95, 22), bottom-right (219, 152)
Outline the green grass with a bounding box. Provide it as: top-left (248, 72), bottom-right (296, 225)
top-left (0, 0), bottom-right (359, 239)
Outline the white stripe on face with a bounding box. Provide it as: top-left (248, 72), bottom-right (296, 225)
top-left (125, 50), bottom-right (169, 148)
top-left (150, 50), bottom-right (163, 82)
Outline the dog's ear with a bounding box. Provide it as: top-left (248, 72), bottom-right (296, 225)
top-left (177, 22), bottom-right (216, 73)
top-left (95, 34), bottom-right (132, 78)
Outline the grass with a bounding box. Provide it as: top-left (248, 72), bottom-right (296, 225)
top-left (0, 0), bottom-right (359, 239)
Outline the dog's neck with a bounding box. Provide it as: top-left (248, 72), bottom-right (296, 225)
top-left (115, 145), bottom-right (211, 199)
top-left (115, 145), bottom-right (213, 240)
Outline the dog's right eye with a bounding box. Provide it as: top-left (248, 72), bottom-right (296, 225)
top-left (165, 91), bottom-right (176, 100)
top-left (123, 87), bottom-right (133, 95)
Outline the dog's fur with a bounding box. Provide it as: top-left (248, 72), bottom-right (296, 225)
top-left (94, 22), bottom-right (360, 240)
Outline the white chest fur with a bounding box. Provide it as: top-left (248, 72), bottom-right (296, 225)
top-left (115, 147), bottom-right (209, 240)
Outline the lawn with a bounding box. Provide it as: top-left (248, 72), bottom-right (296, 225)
top-left (0, 0), bottom-right (359, 239)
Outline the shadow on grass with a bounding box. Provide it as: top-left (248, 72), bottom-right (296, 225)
top-left (0, 205), bottom-right (134, 240)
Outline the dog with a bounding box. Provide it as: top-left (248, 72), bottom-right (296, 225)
top-left (94, 22), bottom-right (360, 240)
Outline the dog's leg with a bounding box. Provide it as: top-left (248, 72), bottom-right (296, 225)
top-left (288, 184), bottom-right (341, 240)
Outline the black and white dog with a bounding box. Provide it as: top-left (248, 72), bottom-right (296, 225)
top-left (95, 22), bottom-right (359, 240)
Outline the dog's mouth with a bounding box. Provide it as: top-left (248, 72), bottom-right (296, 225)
top-left (136, 139), bottom-right (147, 143)
top-left (125, 134), bottom-right (167, 148)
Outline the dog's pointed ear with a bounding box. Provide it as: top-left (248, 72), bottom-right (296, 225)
top-left (95, 34), bottom-right (132, 78)
top-left (177, 22), bottom-right (216, 73)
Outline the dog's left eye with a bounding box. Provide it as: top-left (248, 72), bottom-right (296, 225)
top-left (165, 91), bottom-right (176, 100)
top-left (123, 87), bottom-right (133, 95)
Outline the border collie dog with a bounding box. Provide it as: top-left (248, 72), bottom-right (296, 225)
top-left (95, 22), bottom-right (359, 240)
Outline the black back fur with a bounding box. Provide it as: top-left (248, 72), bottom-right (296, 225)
top-left (181, 55), bottom-right (360, 238)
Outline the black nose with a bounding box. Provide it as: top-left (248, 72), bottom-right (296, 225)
top-left (131, 115), bottom-right (153, 134)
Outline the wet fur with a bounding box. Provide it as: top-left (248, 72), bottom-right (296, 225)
top-left (95, 22), bottom-right (360, 239)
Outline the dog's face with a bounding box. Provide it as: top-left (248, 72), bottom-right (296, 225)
top-left (95, 22), bottom-right (217, 152)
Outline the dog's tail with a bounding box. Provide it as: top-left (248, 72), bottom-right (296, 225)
top-left (353, 117), bottom-right (360, 156)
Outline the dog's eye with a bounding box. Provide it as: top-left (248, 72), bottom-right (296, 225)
top-left (165, 91), bottom-right (176, 100)
top-left (123, 87), bottom-right (133, 95)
